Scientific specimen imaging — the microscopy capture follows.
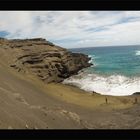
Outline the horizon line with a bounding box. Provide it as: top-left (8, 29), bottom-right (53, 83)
top-left (68, 44), bottom-right (140, 49)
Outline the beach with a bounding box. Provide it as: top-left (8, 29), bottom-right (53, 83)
top-left (44, 82), bottom-right (140, 129)
top-left (0, 60), bottom-right (140, 129)
top-left (0, 38), bottom-right (140, 129)
top-left (46, 83), bottom-right (135, 110)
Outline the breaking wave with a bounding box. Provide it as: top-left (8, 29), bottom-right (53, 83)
top-left (135, 50), bottom-right (140, 56)
top-left (63, 72), bottom-right (140, 96)
top-left (88, 55), bottom-right (98, 67)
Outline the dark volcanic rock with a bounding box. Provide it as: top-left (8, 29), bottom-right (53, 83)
top-left (0, 38), bottom-right (92, 83)
top-left (133, 92), bottom-right (140, 95)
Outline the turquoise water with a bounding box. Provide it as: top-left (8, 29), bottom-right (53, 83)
top-left (63, 45), bottom-right (140, 96)
top-left (70, 45), bottom-right (140, 77)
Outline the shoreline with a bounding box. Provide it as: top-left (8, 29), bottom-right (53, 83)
top-left (0, 63), bottom-right (140, 128)
top-left (63, 69), bottom-right (140, 96)
top-left (4, 57), bottom-right (139, 112)
top-left (63, 82), bottom-right (139, 97)
top-left (63, 81), bottom-right (133, 96)
top-left (45, 82), bottom-right (139, 111)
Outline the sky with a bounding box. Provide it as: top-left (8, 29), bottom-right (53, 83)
top-left (0, 11), bottom-right (140, 48)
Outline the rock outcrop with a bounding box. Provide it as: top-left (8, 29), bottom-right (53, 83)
top-left (0, 38), bottom-right (92, 83)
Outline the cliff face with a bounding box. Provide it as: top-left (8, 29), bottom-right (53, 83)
top-left (0, 38), bottom-right (92, 83)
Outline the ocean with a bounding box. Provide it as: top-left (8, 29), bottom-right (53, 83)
top-left (63, 45), bottom-right (140, 96)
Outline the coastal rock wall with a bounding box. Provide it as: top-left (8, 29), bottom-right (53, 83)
top-left (0, 38), bottom-right (92, 83)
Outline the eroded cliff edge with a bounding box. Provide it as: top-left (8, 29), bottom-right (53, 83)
top-left (0, 38), bottom-right (92, 83)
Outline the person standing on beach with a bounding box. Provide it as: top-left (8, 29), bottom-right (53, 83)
top-left (105, 97), bottom-right (108, 104)
top-left (134, 97), bottom-right (138, 104)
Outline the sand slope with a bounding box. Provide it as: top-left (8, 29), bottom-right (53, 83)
top-left (0, 64), bottom-right (90, 129)
top-left (0, 63), bottom-right (140, 129)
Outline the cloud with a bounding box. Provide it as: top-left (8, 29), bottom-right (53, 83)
top-left (0, 11), bottom-right (140, 48)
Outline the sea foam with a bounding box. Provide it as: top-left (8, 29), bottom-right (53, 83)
top-left (135, 50), bottom-right (140, 56)
top-left (88, 55), bottom-right (98, 67)
top-left (63, 72), bottom-right (140, 96)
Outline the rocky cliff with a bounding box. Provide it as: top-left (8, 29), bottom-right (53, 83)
top-left (0, 38), bottom-right (92, 83)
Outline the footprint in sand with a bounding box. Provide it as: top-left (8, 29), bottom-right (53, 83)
top-left (13, 93), bottom-right (29, 105)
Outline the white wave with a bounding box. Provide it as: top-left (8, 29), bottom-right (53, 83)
top-left (88, 55), bottom-right (99, 66)
top-left (88, 59), bottom-right (92, 63)
top-left (88, 55), bottom-right (93, 58)
top-left (63, 72), bottom-right (140, 96)
top-left (88, 55), bottom-right (94, 64)
top-left (88, 54), bottom-right (100, 59)
top-left (135, 50), bottom-right (140, 56)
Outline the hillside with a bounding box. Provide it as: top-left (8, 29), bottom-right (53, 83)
top-left (0, 38), bottom-right (140, 129)
top-left (0, 38), bottom-right (92, 83)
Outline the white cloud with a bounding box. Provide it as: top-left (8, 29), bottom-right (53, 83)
top-left (0, 11), bottom-right (140, 48)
